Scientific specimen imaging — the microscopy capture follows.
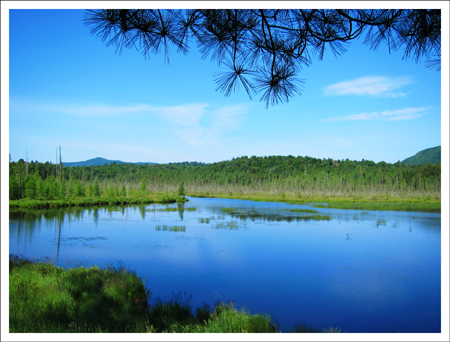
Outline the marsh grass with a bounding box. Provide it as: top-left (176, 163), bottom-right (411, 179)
top-left (9, 255), bottom-right (150, 333)
top-left (312, 201), bottom-right (440, 212)
top-left (191, 192), bottom-right (440, 212)
top-left (9, 255), bottom-right (340, 333)
top-left (297, 215), bottom-right (331, 221)
top-left (376, 219), bottom-right (388, 227)
top-left (290, 209), bottom-right (319, 213)
top-left (214, 221), bottom-right (242, 230)
top-left (155, 225), bottom-right (186, 232)
top-left (147, 207), bottom-right (178, 212)
top-left (9, 193), bottom-right (184, 210)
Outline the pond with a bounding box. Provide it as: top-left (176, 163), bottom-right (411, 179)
top-left (9, 197), bottom-right (441, 333)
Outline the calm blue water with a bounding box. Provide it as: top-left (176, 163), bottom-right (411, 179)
top-left (9, 197), bottom-right (441, 332)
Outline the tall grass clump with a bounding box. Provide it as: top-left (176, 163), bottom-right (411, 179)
top-left (173, 301), bottom-right (277, 333)
top-left (9, 255), bottom-right (150, 333)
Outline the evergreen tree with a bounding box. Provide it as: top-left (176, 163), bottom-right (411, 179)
top-left (93, 179), bottom-right (101, 197)
top-left (85, 9), bottom-right (441, 107)
top-left (75, 180), bottom-right (85, 197)
top-left (120, 184), bottom-right (127, 197)
top-left (86, 181), bottom-right (94, 197)
top-left (107, 185), bottom-right (115, 198)
top-left (25, 170), bottom-right (39, 199)
top-left (139, 177), bottom-right (147, 197)
top-left (177, 181), bottom-right (186, 197)
top-left (67, 176), bottom-right (75, 198)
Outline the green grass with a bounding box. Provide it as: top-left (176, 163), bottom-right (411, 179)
top-left (9, 255), bottom-right (150, 333)
top-left (9, 194), bottom-right (187, 210)
top-left (290, 209), bottom-right (319, 213)
top-left (190, 192), bottom-right (440, 212)
top-left (11, 255), bottom-right (339, 333)
top-left (312, 201), bottom-right (440, 212)
top-left (297, 214), bottom-right (331, 221)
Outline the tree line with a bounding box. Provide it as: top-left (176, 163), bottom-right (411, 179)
top-left (9, 155), bottom-right (441, 201)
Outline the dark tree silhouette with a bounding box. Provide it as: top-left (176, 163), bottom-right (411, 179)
top-left (84, 9), bottom-right (441, 107)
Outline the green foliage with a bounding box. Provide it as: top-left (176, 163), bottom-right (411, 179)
top-left (290, 209), bottom-right (319, 213)
top-left (25, 170), bottom-right (39, 199)
top-left (312, 201), bottom-right (440, 212)
top-left (67, 177), bottom-right (75, 198)
top-left (120, 184), bottom-right (127, 197)
top-left (9, 255), bottom-right (150, 333)
top-left (177, 181), bottom-right (186, 197)
top-left (139, 177), bottom-right (147, 196)
top-left (75, 180), bottom-right (85, 197)
top-left (9, 154), bottom-right (441, 204)
top-left (93, 179), bottom-right (101, 197)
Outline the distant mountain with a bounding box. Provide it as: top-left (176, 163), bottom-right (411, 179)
top-left (401, 146), bottom-right (441, 166)
top-left (63, 157), bottom-right (158, 167)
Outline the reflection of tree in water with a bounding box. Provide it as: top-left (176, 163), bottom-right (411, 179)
top-left (138, 205), bottom-right (146, 220)
top-left (177, 202), bottom-right (185, 221)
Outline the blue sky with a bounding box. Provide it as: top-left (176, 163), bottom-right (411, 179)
top-left (4, 4), bottom-right (448, 165)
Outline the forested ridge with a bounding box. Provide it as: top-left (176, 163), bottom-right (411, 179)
top-left (402, 146), bottom-right (441, 166)
top-left (9, 155), bottom-right (441, 201)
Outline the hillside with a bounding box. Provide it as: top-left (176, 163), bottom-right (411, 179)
top-left (63, 157), bottom-right (158, 167)
top-left (402, 146), bottom-right (441, 166)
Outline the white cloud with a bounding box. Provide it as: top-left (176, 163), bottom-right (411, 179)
top-left (323, 107), bottom-right (430, 122)
top-left (324, 76), bottom-right (414, 97)
top-left (165, 104), bottom-right (249, 148)
top-left (11, 99), bottom-right (250, 152)
top-left (156, 103), bottom-right (209, 126)
top-left (56, 102), bottom-right (250, 148)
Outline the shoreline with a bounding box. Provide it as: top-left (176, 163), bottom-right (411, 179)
top-left (9, 192), bottom-right (441, 212)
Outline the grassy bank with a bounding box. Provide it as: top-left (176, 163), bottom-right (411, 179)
top-left (9, 193), bottom-right (187, 210)
top-left (9, 256), bottom-right (339, 333)
top-left (189, 192), bottom-right (441, 212)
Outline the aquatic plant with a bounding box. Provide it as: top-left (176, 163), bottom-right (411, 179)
top-left (298, 215), bottom-right (331, 221)
top-left (290, 209), bottom-right (319, 213)
top-left (214, 221), bottom-right (241, 230)
top-left (156, 225), bottom-right (186, 232)
top-left (376, 219), bottom-right (387, 227)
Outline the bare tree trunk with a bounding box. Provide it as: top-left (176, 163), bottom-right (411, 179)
top-left (56, 148), bottom-right (58, 181)
top-left (25, 150), bottom-right (29, 177)
top-left (18, 163), bottom-right (23, 198)
top-left (59, 146), bottom-right (63, 186)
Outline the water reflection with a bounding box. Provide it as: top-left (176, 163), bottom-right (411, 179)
top-left (177, 202), bottom-right (185, 221)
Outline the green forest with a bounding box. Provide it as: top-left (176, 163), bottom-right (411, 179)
top-left (9, 155), bottom-right (441, 203)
